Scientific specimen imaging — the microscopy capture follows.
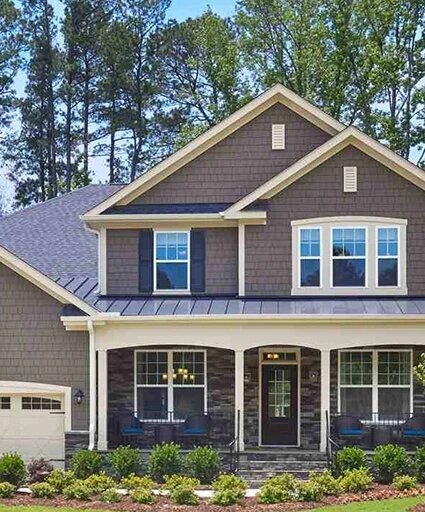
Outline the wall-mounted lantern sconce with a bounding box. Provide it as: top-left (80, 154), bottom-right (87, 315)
top-left (74, 389), bottom-right (84, 405)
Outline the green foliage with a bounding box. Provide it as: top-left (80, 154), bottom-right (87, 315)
top-left (170, 485), bottom-right (199, 505)
top-left (392, 474), bottom-right (418, 491)
top-left (84, 472), bottom-right (116, 495)
top-left (30, 482), bottom-right (56, 498)
top-left (46, 469), bottom-right (75, 493)
top-left (130, 488), bottom-right (155, 504)
top-left (414, 353), bottom-right (425, 392)
top-left (414, 445), bottom-right (425, 482)
top-left (63, 481), bottom-right (91, 501)
top-left (309, 470), bottom-right (342, 496)
top-left (0, 452), bottom-right (26, 486)
top-left (148, 443), bottom-right (182, 482)
top-left (0, 482), bottom-right (16, 498)
top-left (372, 444), bottom-right (411, 484)
top-left (164, 474), bottom-right (199, 491)
top-left (70, 450), bottom-right (103, 480)
top-left (184, 446), bottom-right (221, 484)
top-left (120, 473), bottom-right (154, 491)
top-left (340, 468), bottom-right (373, 493)
top-left (100, 488), bottom-right (122, 503)
top-left (258, 474), bottom-right (299, 504)
top-left (211, 473), bottom-right (247, 506)
top-left (27, 458), bottom-right (54, 484)
top-left (298, 480), bottom-right (324, 502)
top-left (335, 447), bottom-right (368, 476)
top-left (108, 445), bottom-right (141, 479)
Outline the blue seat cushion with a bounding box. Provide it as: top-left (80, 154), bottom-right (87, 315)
top-left (403, 429), bottom-right (425, 437)
top-left (183, 428), bottom-right (207, 435)
top-left (339, 428), bottom-right (364, 436)
top-left (122, 427), bottom-right (144, 435)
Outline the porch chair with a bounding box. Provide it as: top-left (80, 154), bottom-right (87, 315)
top-left (178, 414), bottom-right (212, 445)
top-left (331, 415), bottom-right (372, 448)
top-left (116, 412), bottom-right (145, 445)
top-left (399, 414), bottom-right (425, 445)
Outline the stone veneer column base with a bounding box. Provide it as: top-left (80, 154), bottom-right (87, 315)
top-left (65, 432), bottom-right (89, 468)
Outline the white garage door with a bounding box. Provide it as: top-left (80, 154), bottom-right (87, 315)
top-left (0, 394), bottom-right (65, 465)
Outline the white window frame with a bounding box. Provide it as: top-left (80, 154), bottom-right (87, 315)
top-left (376, 226), bottom-right (400, 288)
top-left (291, 217), bottom-right (407, 296)
top-left (331, 226), bottom-right (367, 289)
top-left (298, 227), bottom-right (322, 289)
top-left (338, 348), bottom-right (413, 423)
top-left (134, 349), bottom-right (207, 422)
top-left (153, 230), bottom-right (190, 293)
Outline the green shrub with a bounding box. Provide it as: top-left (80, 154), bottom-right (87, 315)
top-left (309, 470), bottom-right (342, 496)
top-left (46, 469), bottom-right (75, 493)
top-left (258, 483), bottom-right (289, 504)
top-left (392, 474), bottom-right (418, 491)
top-left (63, 481), bottom-right (91, 501)
top-left (184, 446), bottom-right (221, 484)
top-left (130, 488), bottom-right (155, 504)
top-left (335, 447), bottom-right (367, 476)
top-left (414, 445), bottom-right (425, 482)
top-left (148, 443), bottom-right (182, 482)
top-left (30, 482), bottom-right (56, 498)
top-left (164, 474), bottom-right (199, 491)
top-left (298, 481), bottom-right (324, 502)
top-left (84, 472), bottom-right (116, 495)
top-left (0, 453), bottom-right (26, 486)
top-left (0, 482), bottom-right (16, 498)
top-left (170, 485), bottom-right (199, 505)
top-left (100, 488), bottom-right (122, 503)
top-left (262, 474), bottom-right (299, 500)
top-left (210, 488), bottom-right (244, 506)
top-left (212, 473), bottom-right (248, 493)
top-left (372, 444), bottom-right (411, 484)
top-left (340, 468), bottom-right (373, 493)
top-left (70, 450), bottom-right (103, 480)
top-left (211, 474), bottom-right (247, 506)
top-left (108, 446), bottom-right (141, 479)
top-left (27, 458), bottom-right (54, 484)
top-left (120, 473), bottom-right (154, 491)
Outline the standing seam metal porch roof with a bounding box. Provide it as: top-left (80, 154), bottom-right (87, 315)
top-left (56, 276), bottom-right (425, 316)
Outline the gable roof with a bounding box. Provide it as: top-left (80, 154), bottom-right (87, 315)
top-left (83, 84), bottom-right (346, 217)
top-left (0, 184), bottom-right (123, 279)
top-left (224, 127), bottom-right (425, 217)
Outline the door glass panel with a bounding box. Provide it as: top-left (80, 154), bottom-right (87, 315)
top-left (268, 368), bottom-right (291, 418)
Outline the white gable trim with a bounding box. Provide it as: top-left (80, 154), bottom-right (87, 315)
top-left (83, 85), bottom-right (345, 217)
top-left (224, 127), bottom-right (425, 218)
top-left (0, 245), bottom-right (98, 316)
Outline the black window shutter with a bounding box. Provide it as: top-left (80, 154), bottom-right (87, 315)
top-left (139, 229), bottom-right (153, 293)
top-left (190, 229), bottom-right (205, 293)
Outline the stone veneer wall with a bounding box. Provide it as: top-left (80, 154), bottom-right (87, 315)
top-left (107, 346), bottom-right (235, 448)
top-left (244, 347), bottom-right (321, 449)
top-left (65, 432), bottom-right (89, 467)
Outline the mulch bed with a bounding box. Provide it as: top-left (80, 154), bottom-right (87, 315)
top-left (1, 485), bottom-right (425, 511)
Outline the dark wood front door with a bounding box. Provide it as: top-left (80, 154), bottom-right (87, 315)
top-left (261, 364), bottom-right (298, 445)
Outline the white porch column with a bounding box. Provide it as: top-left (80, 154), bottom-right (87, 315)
top-left (88, 320), bottom-right (96, 450)
top-left (234, 350), bottom-right (245, 451)
top-left (320, 349), bottom-right (331, 452)
top-left (97, 349), bottom-right (108, 451)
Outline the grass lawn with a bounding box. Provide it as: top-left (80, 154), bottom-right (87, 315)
top-left (311, 496), bottom-right (424, 511)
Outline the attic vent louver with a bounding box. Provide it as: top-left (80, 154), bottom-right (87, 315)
top-left (272, 124), bottom-right (285, 150)
top-left (344, 166), bottom-right (357, 192)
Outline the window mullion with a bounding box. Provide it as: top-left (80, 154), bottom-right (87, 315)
top-left (168, 351), bottom-right (173, 421)
top-left (373, 351), bottom-right (379, 421)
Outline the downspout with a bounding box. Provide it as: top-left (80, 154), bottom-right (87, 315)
top-left (84, 225), bottom-right (102, 295)
top-left (88, 318), bottom-right (96, 450)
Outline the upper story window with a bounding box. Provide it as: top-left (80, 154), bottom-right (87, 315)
top-left (154, 231), bottom-right (190, 292)
top-left (292, 217), bottom-right (407, 296)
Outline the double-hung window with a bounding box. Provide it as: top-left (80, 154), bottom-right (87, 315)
top-left (339, 349), bottom-right (412, 421)
top-left (154, 231), bottom-right (189, 292)
top-left (332, 228), bottom-right (366, 287)
top-left (377, 227), bottom-right (399, 286)
top-left (299, 228), bottom-right (321, 287)
top-left (135, 350), bottom-right (206, 421)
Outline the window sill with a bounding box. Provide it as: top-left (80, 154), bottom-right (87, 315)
top-left (291, 286), bottom-right (408, 296)
top-left (152, 290), bottom-right (191, 296)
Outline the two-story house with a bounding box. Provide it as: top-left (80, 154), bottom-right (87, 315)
top-left (1, 84), bottom-right (425, 469)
